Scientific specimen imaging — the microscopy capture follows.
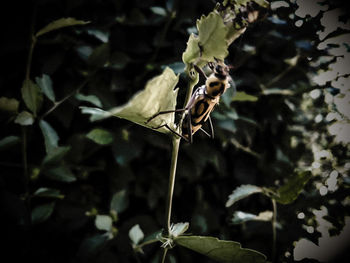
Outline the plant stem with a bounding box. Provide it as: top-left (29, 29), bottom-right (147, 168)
top-left (166, 137), bottom-right (180, 232)
top-left (272, 199), bottom-right (277, 263)
top-left (161, 248), bottom-right (169, 263)
top-left (21, 127), bottom-right (28, 193)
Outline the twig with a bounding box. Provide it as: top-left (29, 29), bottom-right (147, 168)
top-left (271, 199), bottom-right (277, 263)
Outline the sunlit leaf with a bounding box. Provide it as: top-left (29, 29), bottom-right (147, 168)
top-left (110, 189), bottom-right (129, 214)
top-left (86, 128), bottom-right (113, 145)
top-left (80, 67), bottom-right (179, 135)
top-left (129, 224), bottom-right (144, 245)
top-left (272, 171), bottom-right (312, 204)
top-left (226, 185), bottom-right (263, 207)
top-left (182, 34), bottom-right (201, 66)
top-left (95, 215), bottom-right (113, 231)
top-left (170, 222), bottom-right (189, 237)
top-left (35, 74), bottom-right (55, 102)
top-left (232, 91), bottom-right (258, 102)
top-left (39, 120), bottom-right (59, 154)
top-left (36, 17), bottom-right (90, 37)
top-left (150, 6), bottom-right (167, 16)
top-left (175, 236), bottom-right (267, 263)
top-left (232, 211), bottom-right (273, 224)
top-left (14, 111), bottom-right (35, 126)
top-left (21, 79), bottom-right (43, 116)
top-left (31, 202), bottom-right (55, 224)
top-left (0, 97), bottom-right (19, 113)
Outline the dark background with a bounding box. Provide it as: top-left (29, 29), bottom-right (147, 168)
top-left (1, 0), bottom-right (349, 262)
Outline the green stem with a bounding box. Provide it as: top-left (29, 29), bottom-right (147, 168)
top-left (272, 199), bottom-right (277, 263)
top-left (166, 137), bottom-right (180, 232)
top-left (161, 248), bottom-right (169, 263)
top-left (21, 127), bottom-right (28, 193)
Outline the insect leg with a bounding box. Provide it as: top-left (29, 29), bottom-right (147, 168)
top-left (193, 64), bottom-right (208, 80)
top-left (146, 108), bottom-right (186, 124)
top-left (199, 127), bottom-right (211, 137)
top-left (208, 115), bottom-right (214, 139)
top-left (151, 123), bottom-right (189, 142)
top-left (187, 112), bottom-right (193, 144)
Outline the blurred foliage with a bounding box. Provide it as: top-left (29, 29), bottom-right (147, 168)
top-left (1, 0), bottom-right (350, 262)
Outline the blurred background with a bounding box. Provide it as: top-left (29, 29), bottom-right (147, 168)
top-left (1, 0), bottom-right (349, 262)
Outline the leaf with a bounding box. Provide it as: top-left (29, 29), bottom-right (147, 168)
top-left (88, 43), bottom-right (110, 67)
top-left (21, 79), bottom-right (43, 116)
top-left (169, 222), bottom-right (189, 237)
top-left (272, 171), bottom-right (312, 204)
top-left (150, 6), bottom-right (167, 16)
top-left (0, 97), bottom-right (19, 113)
top-left (232, 91), bottom-right (258, 102)
top-left (197, 12), bottom-right (229, 63)
top-left (175, 236), bottom-right (267, 263)
top-left (31, 202), bottom-right (55, 224)
top-left (110, 189), bottom-right (129, 214)
top-left (80, 67), bottom-right (179, 135)
top-left (129, 224), bottom-right (144, 245)
top-left (182, 34), bottom-right (201, 66)
top-left (75, 93), bottom-right (102, 107)
top-left (36, 17), bottom-right (90, 37)
top-left (95, 215), bottom-right (113, 232)
top-left (33, 188), bottom-right (64, 199)
top-left (36, 74), bottom-right (56, 102)
top-left (0, 136), bottom-right (20, 150)
top-left (39, 120), bottom-right (59, 154)
top-left (232, 211), bottom-right (273, 224)
top-left (14, 111), bottom-right (35, 126)
top-left (226, 185), bottom-right (263, 207)
top-left (86, 128), bottom-right (113, 145)
top-left (43, 165), bottom-right (76, 183)
top-left (77, 233), bottom-right (112, 261)
top-left (42, 146), bottom-right (71, 165)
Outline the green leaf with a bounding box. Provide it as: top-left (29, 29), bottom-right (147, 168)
top-left (272, 171), bottom-right (312, 204)
top-left (0, 97), bottom-right (19, 113)
top-left (80, 67), bottom-right (179, 135)
top-left (86, 128), bottom-right (113, 145)
top-left (42, 146), bottom-right (71, 165)
top-left (232, 91), bottom-right (258, 102)
top-left (0, 136), bottom-right (20, 150)
top-left (182, 34), bottom-right (201, 66)
top-left (75, 93), bottom-right (102, 107)
top-left (43, 165), bottom-right (76, 183)
top-left (21, 79), bottom-right (43, 116)
top-left (197, 11), bottom-right (228, 63)
top-left (95, 215), bottom-right (113, 232)
top-left (14, 111), bottom-right (35, 126)
top-left (31, 202), bottom-right (55, 224)
top-left (170, 222), bottom-right (189, 237)
top-left (129, 224), bottom-right (144, 245)
top-left (33, 188), bottom-right (64, 199)
top-left (150, 6), bottom-right (167, 16)
top-left (35, 17), bottom-right (90, 37)
top-left (39, 120), bottom-right (59, 154)
top-left (36, 74), bottom-right (56, 102)
top-left (175, 236), bottom-right (267, 263)
top-left (226, 185), bottom-right (263, 207)
top-left (88, 43), bottom-right (110, 67)
top-left (232, 211), bottom-right (273, 224)
top-left (110, 189), bottom-right (129, 214)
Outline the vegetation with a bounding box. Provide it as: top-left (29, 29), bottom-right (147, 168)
top-left (1, 0), bottom-right (349, 262)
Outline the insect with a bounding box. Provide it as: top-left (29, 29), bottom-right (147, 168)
top-left (146, 60), bottom-right (233, 143)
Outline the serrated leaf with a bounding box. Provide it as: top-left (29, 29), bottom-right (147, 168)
top-left (0, 136), bottom-right (20, 150)
top-left (197, 12), bottom-right (228, 63)
top-left (0, 97), bottom-right (19, 113)
top-left (86, 128), bottom-right (113, 145)
top-left (226, 185), bottom-right (263, 207)
top-left (129, 224), bottom-right (144, 245)
top-left (110, 189), bottom-right (129, 214)
top-left (33, 188), bottom-right (64, 199)
top-left (31, 202), bottom-right (55, 224)
top-left (95, 215), bottom-right (113, 231)
top-left (75, 93), bottom-right (102, 107)
top-left (14, 111), bottom-right (35, 126)
top-left (80, 67), bottom-right (179, 135)
top-left (36, 74), bottom-right (56, 102)
top-left (175, 236), bottom-right (267, 263)
top-left (272, 171), bottom-right (312, 204)
top-left (232, 91), bottom-right (258, 102)
top-left (232, 211), bottom-right (273, 224)
top-left (39, 120), bottom-right (59, 154)
top-left (42, 146), bottom-right (71, 165)
top-left (43, 165), bottom-right (76, 182)
top-left (36, 17), bottom-right (90, 37)
top-left (182, 34), bottom-right (201, 66)
top-left (21, 79), bottom-right (43, 116)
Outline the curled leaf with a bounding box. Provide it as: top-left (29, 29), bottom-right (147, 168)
top-left (36, 17), bottom-right (90, 37)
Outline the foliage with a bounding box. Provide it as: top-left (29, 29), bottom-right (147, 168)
top-left (1, 0), bottom-right (349, 263)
